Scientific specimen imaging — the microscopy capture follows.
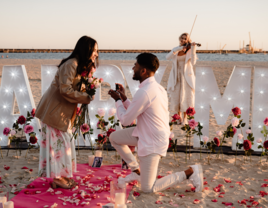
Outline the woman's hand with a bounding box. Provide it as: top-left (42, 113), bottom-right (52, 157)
top-left (116, 83), bottom-right (127, 101)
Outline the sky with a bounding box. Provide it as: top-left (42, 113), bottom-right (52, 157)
top-left (0, 0), bottom-right (267, 50)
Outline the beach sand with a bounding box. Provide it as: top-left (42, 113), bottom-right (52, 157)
top-left (0, 59), bottom-right (268, 207)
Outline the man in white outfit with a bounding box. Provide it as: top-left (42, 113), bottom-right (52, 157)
top-left (108, 53), bottom-right (203, 193)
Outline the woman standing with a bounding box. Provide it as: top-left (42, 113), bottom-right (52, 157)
top-left (166, 33), bottom-right (197, 124)
top-left (36, 36), bottom-right (98, 188)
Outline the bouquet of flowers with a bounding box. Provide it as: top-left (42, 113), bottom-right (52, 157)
top-left (95, 108), bottom-right (119, 153)
top-left (3, 109), bottom-right (38, 157)
top-left (257, 117), bottom-right (268, 163)
top-left (72, 67), bottom-right (103, 153)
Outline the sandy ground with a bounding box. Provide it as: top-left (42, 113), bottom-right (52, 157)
top-left (0, 59), bottom-right (268, 207)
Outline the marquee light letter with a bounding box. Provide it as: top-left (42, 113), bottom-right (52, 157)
top-left (120, 63), bottom-right (167, 96)
top-left (0, 65), bottom-right (40, 145)
top-left (193, 66), bottom-right (251, 150)
top-left (252, 67), bottom-right (268, 151)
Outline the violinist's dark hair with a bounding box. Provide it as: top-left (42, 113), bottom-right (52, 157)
top-left (136, 53), bottom-right (159, 73)
top-left (179, 33), bottom-right (191, 44)
top-left (58, 36), bottom-right (98, 75)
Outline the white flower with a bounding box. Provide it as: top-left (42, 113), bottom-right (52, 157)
top-left (245, 129), bottom-right (251, 134)
top-left (108, 108), bottom-right (116, 117)
top-left (216, 131), bottom-right (222, 137)
top-left (237, 133), bottom-right (244, 140)
top-left (257, 138), bottom-right (262, 143)
top-left (95, 83), bottom-right (100, 88)
top-left (231, 117), bottom-right (239, 127)
top-left (169, 132), bottom-right (174, 139)
top-left (97, 108), bottom-right (105, 117)
top-left (202, 136), bottom-right (209, 143)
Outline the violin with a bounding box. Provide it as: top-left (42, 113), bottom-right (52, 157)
top-left (178, 42), bottom-right (201, 56)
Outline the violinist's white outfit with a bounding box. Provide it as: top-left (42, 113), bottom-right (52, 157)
top-left (166, 45), bottom-right (197, 113)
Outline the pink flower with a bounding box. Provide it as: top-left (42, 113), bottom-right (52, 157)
top-left (10, 130), bottom-right (16, 136)
top-left (95, 83), bottom-right (100, 88)
top-left (88, 78), bottom-right (93, 83)
top-left (214, 137), bottom-right (220, 147)
top-left (108, 108), bottom-right (116, 117)
top-left (202, 136), bottom-right (209, 143)
top-left (76, 107), bottom-right (81, 116)
top-left (98, 108), bottom-right (105, 117)
top-left (80, 123), bottom-right (90, 133)
top-left (172, 114), bottom-right (181, 122)
top-left (88, 72), bottom-right (93, 78)
top-left (31, 108), bottom-right (36, 117)
top-left (232, 107), bottom-right (241, 116)
top-left (54, 150), bottom-right (63, 162)
top-left (188, 119), bottom-right (198, 129)
top-left (243, 140), bottom-right (252, 151)
top-left (264, 117), bottom-right (268, 126)
top-left (24, 125), bottom-right (34, 134)
top-left (99, 78), bottom-right (103, 83)
top-left (245, 129), bottom-right (251, 134)
top-left (237, 133), bottom-right (244, 140)
top-left (257, 138), bottom-right (262, 143)
top-left (231, 117), bottom-right (239, 127)
top-left (3, 127), bottom-right (10, 136)
top-left (186, 107), bottom-right (196, 116)
top-left (169, 132), bottom-right (174, 139)
top-left (216, 131), bottom-right (222, 137)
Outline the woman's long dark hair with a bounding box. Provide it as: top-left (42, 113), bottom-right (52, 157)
top-left (58, 36), bottom-right (99, 76)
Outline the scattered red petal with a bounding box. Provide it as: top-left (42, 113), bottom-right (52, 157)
top-left (222, 202), bottom-right (233, 206)
top-left (29, 169), bottom-right (33, 172)
top-left (4, 166), bottom-right (10, 171)
top-left (252, 201), bottom-right (259, 206)
top-left (155, 200), bottom-right (163, 204)
top-left (230, 186), bottom-right (234, 188)
top-left (204, 181), bottom-right (208, 185)
top-left (218, 195), bottom-right (224, 198)
top-left (193, 199), bottom-right (200, 204)
top-left (204, 187), bottom-right (209, 190)
top-left (191, 187), bottom-right (196, 192)
top-left (224, 178), bottom-right (232, 183)
top-left (220, 192), bottom-right (225, 194)
top-left (133, 191), bottom-right (140, 197)
top-left (211, 199), bottom-right (218, 202)
top-left (21, 166), bottom-right (29, 169)
top-left (261, 183), bottom-right (268, 187)
top-left (213, 187), bottom-right (220, 192)
top-left (14, 191), bottom-right (19, 195)
top-left (157, 175), bottom-right (164, 179)
top-left (26, 185), bottom-right (35, 188)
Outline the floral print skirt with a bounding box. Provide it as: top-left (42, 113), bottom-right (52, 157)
top-left (38, 122), bottom-right (77, 178)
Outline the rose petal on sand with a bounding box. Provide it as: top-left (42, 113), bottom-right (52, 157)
top-left (218, 195), bottom-right (224, 198)
top-left (222, 202), bottom-right (233, 206)
top-left (224, 178), bottom-right (232, 183)
top-left (211, 199), bottom-right (218, 202)
top-left (21, 166), bottom-right (29, 169)
top-left (204, 181), bottom-right (208, 185)
top-left (155, 200), bottom-right (163, 204)
top-left (193, 199), bottom-right (200, 204)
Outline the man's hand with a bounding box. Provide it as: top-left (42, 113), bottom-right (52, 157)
top-left (108, 89), bottom-right (121, 101)
top-left (116, 83), bottom-right (127, 102)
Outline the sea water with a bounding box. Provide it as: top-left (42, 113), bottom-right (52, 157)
top-left (0, 52), bottom-right (268, 62)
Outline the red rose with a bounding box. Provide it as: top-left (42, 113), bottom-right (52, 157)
top-left (214, 137), bottom-right (220, 147)
top-left (233, 127), bottom-right (237, 135)
top-left (17, 115), bottom-right (26, 125)
top-left (232, 107), bottom-right (241, 116)
top-left (98, 134), bottom-right (107, 144)
top-left (31, 108), bottom-right (36, 117)
top-left (186, 107), bottom-right (196, 116)
top-left (243, 140), bottom-right (252, 151)
top-left (263, 140), bottom-right (268, 150)
top-left (76, 107), bottom-right (81, 116)
top-left (172, 114), bottom-right (181, 122)
top-left (30, 136), bottom-right (37, 144)
top-left (81, 71), bottom-right (87, 77)
top-left (106, 128), bottom-right (116, 137)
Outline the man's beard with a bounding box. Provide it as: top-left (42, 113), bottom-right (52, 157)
top-left (132, 72), bottom-right (141, 81)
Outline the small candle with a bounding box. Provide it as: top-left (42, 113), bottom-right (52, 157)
top-left (115, 193), bottom-right (125, 205)
top-left (0, 197), bottom-right (7, 207)
top-left (4, 201), bottom-right (14, 208)
top-left (88, 155), bottom-right (95, 166)
top-left (117, 204), bottom-right (127, 208)
top-left (95, 150), bottom-right (102, 157)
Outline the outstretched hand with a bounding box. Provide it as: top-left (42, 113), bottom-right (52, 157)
top-left (108, 89), bottom-right (121, 101)
top-left (116, 83), bottom-right (127, 102)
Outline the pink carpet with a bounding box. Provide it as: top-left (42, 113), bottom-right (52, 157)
top-left (11, 164), bottom-right (133, 208)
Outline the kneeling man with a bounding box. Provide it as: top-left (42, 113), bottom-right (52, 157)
top-left (108, 53), bottom-right (203, 193)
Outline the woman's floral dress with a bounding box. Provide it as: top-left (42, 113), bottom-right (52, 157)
top-left (38, 122), bottom-right (76, 178)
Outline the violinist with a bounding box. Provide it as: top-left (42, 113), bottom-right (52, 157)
top-left (166, 33), bottom-right (198, 125)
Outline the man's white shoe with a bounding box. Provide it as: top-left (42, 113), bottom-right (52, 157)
top-left (118, 172), bottom-right (140, 187)
top-left (189, 164), bottom-right (204, 192)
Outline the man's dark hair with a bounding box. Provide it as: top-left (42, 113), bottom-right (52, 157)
top-left (136, 53), bottom-right (159, 72)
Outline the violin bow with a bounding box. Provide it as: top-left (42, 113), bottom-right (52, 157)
top-left (189, 15), bottom-right (197, 38)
